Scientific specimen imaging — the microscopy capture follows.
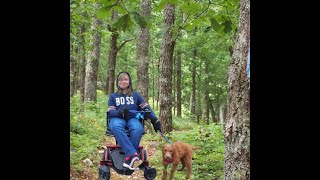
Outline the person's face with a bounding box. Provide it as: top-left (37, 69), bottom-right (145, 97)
top-left (118, 74), bottom-right (130, 90)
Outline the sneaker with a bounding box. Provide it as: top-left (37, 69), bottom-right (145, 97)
top-left (123, 153), bottom-right (140, 170)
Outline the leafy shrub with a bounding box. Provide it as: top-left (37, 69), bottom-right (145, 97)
top-left (70, 92), bottom-right (106, 170)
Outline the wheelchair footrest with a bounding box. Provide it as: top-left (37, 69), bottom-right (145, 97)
top-left (109, 149), bottom-right (134, 175)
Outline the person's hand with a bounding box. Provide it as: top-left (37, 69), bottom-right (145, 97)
top-left (151, 118), bottom-right (161, 132)
top-left (143, 109), bottom-right (151, 120)
top-left (118, 108), bottom-right (130, 120)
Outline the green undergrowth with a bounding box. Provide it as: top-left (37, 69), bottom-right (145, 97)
top-left (70, 91), bottom-right (107, 172)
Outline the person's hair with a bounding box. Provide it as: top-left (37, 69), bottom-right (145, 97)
top-left (116, 72), bottom-right (134, 96)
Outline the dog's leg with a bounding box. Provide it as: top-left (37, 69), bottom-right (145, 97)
top-left (178, 158), bottom-right (186, 171)
top-left (162, 163), bottom-right (168, 180)
top-left (169, 163), bottom-right (178, 180)
top-left (186, 157), bottom-right (192, 179)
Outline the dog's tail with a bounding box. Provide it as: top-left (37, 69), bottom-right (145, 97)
top-left (192, 146), bottom-right (201, 150)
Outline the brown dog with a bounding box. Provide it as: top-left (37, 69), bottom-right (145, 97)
top-left (162, 141), bottom-right (200, 180)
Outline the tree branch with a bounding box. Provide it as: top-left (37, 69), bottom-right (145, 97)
top-left (173, 12), bottom-right (190, 43)
top-left (194, 0), bottom-right (212, 19)
top-left (174, 0), bottom-right (211, 42)
top-left (116, 39), bottom-right (134, 53)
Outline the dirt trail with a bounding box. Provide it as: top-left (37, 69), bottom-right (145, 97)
top-left (70, 135), bottom-right (160, 180)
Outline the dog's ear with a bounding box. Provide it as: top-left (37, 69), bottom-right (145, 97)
top-left (172, 144), bottom-right (180, 160)
top-left (171, 145), bottom-right (176, 154)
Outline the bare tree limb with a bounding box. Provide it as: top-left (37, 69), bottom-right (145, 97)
top-left (116, 39), bottom-right (134, 53)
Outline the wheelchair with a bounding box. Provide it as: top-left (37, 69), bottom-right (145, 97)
top-left (98, 109), bottom-right (157, 180)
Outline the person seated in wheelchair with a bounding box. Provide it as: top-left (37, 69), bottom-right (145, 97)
top-left (107, 71), bottom-right (161, 170)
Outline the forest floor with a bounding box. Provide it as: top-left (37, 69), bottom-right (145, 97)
top-left (70, 134), bottom-right (161, 180)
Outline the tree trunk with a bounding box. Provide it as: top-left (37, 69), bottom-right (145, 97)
top-left (152, 52), bottom-right (155, 110)
top-left (79, 25), bottom-right (86, 111)
top-left (209, 100), bottom-right (217, 124)
top-left (223, 103), bottom-right (227, 127)
top-left (136, 0), bottom-right (151, 101)
top-left (219, 105), bottom-right (224, 124)
top-left (107, 11), bottom-right (118, 95)
top-left (172, 52), bottom-right (176, 116)
top-left (197, 58), bottom-right (202, 124)
top-left (190, 47), bottom-right (196, 115)
top-left (156, 57), bottom-right (160, 111)
top-left (224, 0), bottom-right (250, 179)
top-left (105, 76), bottom-right (109, 94)
top-left (70, 45), bottom-right (78, 97)
top-left (75, 47), bottom-right (81, 95)
top-left (216, 96), bottom-right (220, 123)
top-left (204, 58), bottom-right (210, 123)
top-left (159, 3), bottom-right (175, 133)
top-left (84, 16), bottom-right (102, 102)
top-left (108, 31), bottom-right (118, 95)
top-left (216, 86), bottom-right (223, 122)
top-left (176, 50), bottom-right (182, 117)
